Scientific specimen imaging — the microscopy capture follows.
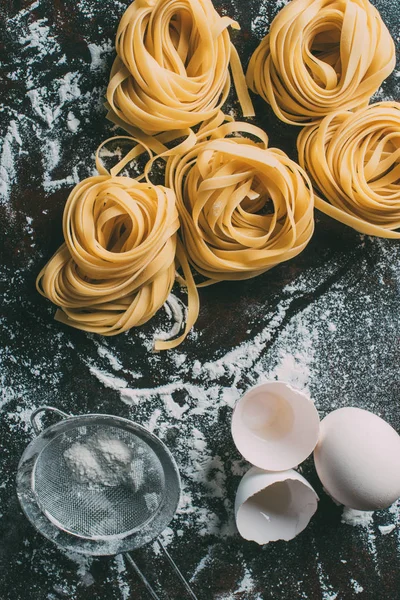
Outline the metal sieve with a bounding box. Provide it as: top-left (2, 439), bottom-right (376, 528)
top-left (17, 406), bottom-right (198, 600)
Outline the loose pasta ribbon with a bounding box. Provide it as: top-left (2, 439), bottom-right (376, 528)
top-left (166, 116), bottom-right (315, 283)
top-left (106, 0), bottom-right (254, 134)
top-left (297, 102), bottom-right (400, 237)
top-left (247, 0), bottom-right (395, 126)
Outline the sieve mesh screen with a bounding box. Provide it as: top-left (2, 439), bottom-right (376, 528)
top-left (32, 424), bottom-right (165, 538)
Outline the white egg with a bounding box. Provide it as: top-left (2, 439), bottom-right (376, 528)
top-left (235, 467), bottom-right (318, 544)
top-left (231, 381), bottom-right (320, 471)
top-left (314, 407), bottom-right (400, 510)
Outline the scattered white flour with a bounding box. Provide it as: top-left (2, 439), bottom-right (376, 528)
top-left (88, 40), bottom-right (114, 70)
top-left (350, 579), bottom-right (364, 594)
top-left (96, 343), bottom-right (124, 371)
top-left (42, 139), bottom-right (61, 172)
top-left (155, 293), bottom-right (187, 342)
top-left (42, 165), bottom-right (81, 193)
top-left (341, 508), bottom-right (374, 528)
top-left (378, 524), bottom-right (396, 535)
top-left (0, 123), bottom-right (18, 204)
top-left (67, 112), bottom-right (80, 133)
top-left (89, 365), bottom-right (129, 391)
top-left (0, 7), bottom-right (116, 208)
top-left (157, 526), bottom-right (175, 548)
top-left (235, 566), bottom-right (256, 594)
top-left (315, 555), bottom-right (339, 600)
top-left (341, 507), bottom-right (381, 574)
top-left (189, 545), bottom-right (214, 582)
top-left (114, 555), bottom-right (131, 600)
top-left (251, 0), bottom-right (290, 39)
top-left (64, 550), bottom-right (93, 583)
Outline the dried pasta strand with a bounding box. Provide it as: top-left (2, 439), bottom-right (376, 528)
top-left (106, 0), bottom-right (254, 135)
top-left (297, 101), bottom-right (400, 238)
top-left (165, 116), bottom-right (315, 284)
top-left (155, 237), bottom-right (200, 350)
top-left (247, 0), bottom-right (395, 126)
top-left (36, 137), bottom-right (200, 350)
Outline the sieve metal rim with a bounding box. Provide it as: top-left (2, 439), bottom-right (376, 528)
top-left (16, 408), bottom-right (181, 556)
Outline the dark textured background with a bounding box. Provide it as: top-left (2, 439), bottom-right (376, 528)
top-left (1, 1), bottom-right (400, 599)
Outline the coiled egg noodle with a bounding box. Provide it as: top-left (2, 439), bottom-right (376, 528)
top-left (36, 136), bottom-right (199, 350)
top-left (246, 0), bottom-right (395, 126)
top-left (297, 102), bottom-right (400, 238)
top-left (106, 0), bottom-right (254, 135)
top-left (165, 114), bottom-right (315, 284)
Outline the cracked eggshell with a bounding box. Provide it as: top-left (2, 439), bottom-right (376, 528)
top-left (314, 407), bottom-right (400, 510)
top-left (231, 381), bottom-right (320, 471)
top-left (235, 467), bottom-right (318, 544)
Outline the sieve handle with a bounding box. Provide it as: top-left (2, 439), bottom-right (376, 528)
top-left (30, 406), bottom-right (70, 436)
top-left (124, 546), bottom-right (199, 600)
top-left (157, 540), bottom-right (199, 600)
top-left (124, 553), bottom-right (161, 600)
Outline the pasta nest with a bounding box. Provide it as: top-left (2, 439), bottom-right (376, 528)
top-left (246, 0), bottom-right (395, 126)
top-left (297, 101), bottom-right (400, 238)
top-left (36, 175), bottom-right (180, 338)
top-left (166, 119), bottom-right (315, 283)
top-left (107, 0), bottom-right (248, 133)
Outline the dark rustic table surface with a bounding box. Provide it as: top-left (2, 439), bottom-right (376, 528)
top-left (1, 1), bottom-right (400, 599)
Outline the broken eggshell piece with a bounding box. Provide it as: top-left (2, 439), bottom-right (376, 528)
top-left (231, 381), bottom-right (320, 471)
top-left (235, 467), bottom-right (319, 544)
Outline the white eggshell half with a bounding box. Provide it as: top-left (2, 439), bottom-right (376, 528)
top-left (235, 467), bottom-right (318, 544)
top-left (314, 407), bottom-right (400, 510)
top-left (232, 381), bottom-right (320, 471)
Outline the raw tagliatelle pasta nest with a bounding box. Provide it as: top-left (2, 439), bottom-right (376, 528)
top-left (36, 138), bottom-right (198, 351)
top-left (37, 120), bottom-right (316, 349)
top-left (106, 0), bottom-right (253, 134)
top-left (166, 116), bottom-right (315, 283)
top-left (246, 0), bottom-right (395, 125)
top-left (297, 102), bottom-right (400, 238)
